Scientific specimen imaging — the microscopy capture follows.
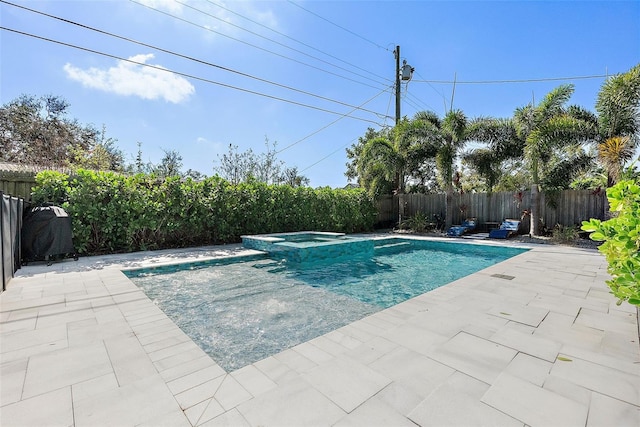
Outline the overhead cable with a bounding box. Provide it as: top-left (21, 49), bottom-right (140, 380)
top-left (277, 86), bottom-right (392, 154)
top-left (1, 27), bottom-right (383, 125)
top-left (203, 0), bottom-right (391, 83)
top-left (2, 0), bottom-right (390, 119)
top-left (404, 90), bottom-right (436, 114)
top-left (402, 97), bottom-right (422, 115)
top-left (174, 0), bottom-right (389, 87)
top-left (129, 0), bottom-right (385, 91)
top-left (414, 70), bottom-right (448, 112)
top-left (287, 0), bottom-right (390, 52)
top-left (300, 138), bottom-right (356, 173)
top-left (383, 88), bottom-right (394, 127)
top-left (414, 74), bottom-right (611, 85)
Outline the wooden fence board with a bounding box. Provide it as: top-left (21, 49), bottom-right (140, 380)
top-left (376, 189), bottom-right (605, 230)
top-left (0, 171), bottom-right (36, 200)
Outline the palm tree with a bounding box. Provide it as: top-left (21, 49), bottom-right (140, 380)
top-left (354, 115), bottom-right (440, 197)
top-left (595, 64), bottom-right (640, 187)
top-left (437, 109), bottom-right (469, 229)
top-left (464, 117), bottom-right (523, 193)
top-left (597, 136), bottom-right (635, 185)
top-left (514, 84), bottom-right (595, 235)
top-left (357, 135), bottom-right (404, 196)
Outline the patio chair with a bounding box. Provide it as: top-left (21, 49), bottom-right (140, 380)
top-left (447, 218), bottom-right (477, 237)
top-left (488, 219), bottom-right (521, 239)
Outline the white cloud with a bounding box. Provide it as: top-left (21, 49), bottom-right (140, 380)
top-left (64, 54), bottom-right (195, 103)
top-left (137, 0), bottom-right (183, 14)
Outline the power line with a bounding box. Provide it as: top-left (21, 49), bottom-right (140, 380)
top-left (203, 0), bottom-right (391, 84)
top-left (178, 0), bottom-right (390, 86)
top-left (1, 27), bottom-right (383, 125)
top-left (300, 138), bottom-right (356, 173)
top-left (130, 0), bottom-right (386, 91)
top-left (287, 0), bottom-right (390, 52)
top-left (383, 87), bottom-right (394, 127)
top-left (402, 96), bottom-right (422, 116)
top-left (404, 90), bottom-right (435, 114)
top-left (277, 86), bottom-right (392, 154)
top-left (415, 70), bottom-right (448, 112)
top-left (414, 74), bottom-right (612, 85)
top-left (1, 0), bottom-right (391, 119)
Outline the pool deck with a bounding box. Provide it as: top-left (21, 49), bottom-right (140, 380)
top-left (1, 236), bottom-right (639, 426)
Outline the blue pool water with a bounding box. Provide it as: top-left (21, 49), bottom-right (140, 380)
top-left (126, 239), bottom-right (527, 371)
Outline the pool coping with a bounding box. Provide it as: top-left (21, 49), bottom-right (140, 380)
top-left (1, 234), bottom-right (639, 426)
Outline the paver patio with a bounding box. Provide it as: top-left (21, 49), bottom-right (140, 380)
top-left (1, 236), bottom-right (639, 426)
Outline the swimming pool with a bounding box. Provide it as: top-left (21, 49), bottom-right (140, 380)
top-left (126, 238), bottom-right (527, 371)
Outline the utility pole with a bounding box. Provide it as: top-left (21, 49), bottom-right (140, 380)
top-left (394, 46), bottom-right (414, 125)
top-left (394, 45), bottom-right (401, 125)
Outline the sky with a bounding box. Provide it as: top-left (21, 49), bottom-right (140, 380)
top-left (1, 0), bottom-right (639, 188)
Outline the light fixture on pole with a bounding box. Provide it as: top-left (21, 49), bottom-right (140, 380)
top-left (394, 46), bottom-right (414, 125)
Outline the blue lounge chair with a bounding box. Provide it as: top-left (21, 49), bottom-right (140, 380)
top-left (447, 218), bottom-right (477, 237)
top-left (489, 219), bottom-right (521, 239)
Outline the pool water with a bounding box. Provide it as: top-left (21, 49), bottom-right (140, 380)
top-left (126, 239), bottom-right (526, 372)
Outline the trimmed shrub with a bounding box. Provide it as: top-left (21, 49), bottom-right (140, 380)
top-left (32, 170), bottom-right (377, 255)
top-left (582, 179), bottom-right (640, 306)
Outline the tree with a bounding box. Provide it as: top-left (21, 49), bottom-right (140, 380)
top-left (513, 85), bottom-right (594, 235)
top-left (154, 149), bottom-right (183, 178)
top-left (184, 169), bottom-right (206, 180)
top-left (71, 125), bottom-right (125, 171)
top-left (280, 167), bottom-right (310, 187)
top-left (348, 114), bottom-right (440, 198)
top-left (345, 127), bottom-right (394, 195)
top-left (215, 144), bottom-right (256, 185)
top-left (0, 94), bottom-right (122, 170)
top-left (254, 137), bottom-right (283, 184)
top-left (594, 64), bottom-right (640, 187)
top-left (464, 117), bottom-right (524, 193)
top-left (443, 110), bottom-right (470, 227)
top-left (214, 139), bottom-right (309, 186)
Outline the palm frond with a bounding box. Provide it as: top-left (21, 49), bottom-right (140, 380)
top-left (537, 84), bottom-right (575, 121)
top-left (596, 63), bottom-right (640, 139)
top-left (442, 109), bottom-right (468, 146)
top-left (598, 136), bottom-right (635, 184)
top-left (413, 110), bottom-right (441, 128)
top-left (462, 148), bottom-right (501, 192)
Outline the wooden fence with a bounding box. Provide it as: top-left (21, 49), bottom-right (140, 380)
top-left (377, 189), bottom-right (606, 232)
top-left (0, 170), bottom-right (36, 201)
top-left (1, 191), bottom-right (24, 293)
top-left (0, 166), bottom-right (607, 233)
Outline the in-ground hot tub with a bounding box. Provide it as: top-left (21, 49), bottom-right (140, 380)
top-left (241, 231), bottom-right (374, 263)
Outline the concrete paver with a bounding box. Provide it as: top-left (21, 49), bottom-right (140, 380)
top-left (587, 391), bottom-right (640, 427)
top-left (1, 238), bottom-right (638, 426)
top-left (482, 372), bottom-right (588, 426)
top-left (425, 331), bottom-right (518, 384)
top-left (411, 381), bottom-right (524, 427)
top-left (302, 357), bottom-right (391, 413)
top-left (0, 387), bottom-right (73, 427)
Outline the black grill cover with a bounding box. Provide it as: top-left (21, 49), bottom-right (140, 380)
top-left (21, 205), bottom-right (76, 261)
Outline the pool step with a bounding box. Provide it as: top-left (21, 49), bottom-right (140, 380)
top-left (375, 241), bottom-right (411, 250)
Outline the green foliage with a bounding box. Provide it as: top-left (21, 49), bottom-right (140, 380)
top-left (581, 179), bottom-right (640, 306)
top-left (1, 94), bottom-right (123, 170)
top-left (551, 224), bottom-right (579, 244)
top-left (215, 139), bottom-right (309, 186)
top-left (348, 113), bottom-right (443, 197)
top-left (398, 211), bottom-right (431, 233)
top-left (33, 170), bottom-right (377, 255)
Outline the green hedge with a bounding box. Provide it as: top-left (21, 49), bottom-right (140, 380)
top-left (582, 179), bottom-right (640, 306)
top-left (31, 170), bottom-right (377, 255)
